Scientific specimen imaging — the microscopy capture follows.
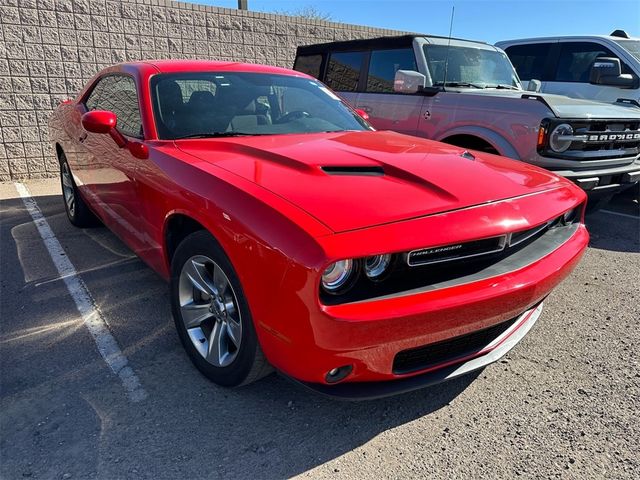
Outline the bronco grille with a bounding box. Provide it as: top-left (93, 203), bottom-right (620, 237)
top-left (542, 120), bottom-right (640, 160)
top-left (393, 315), bottom-right (520, 374)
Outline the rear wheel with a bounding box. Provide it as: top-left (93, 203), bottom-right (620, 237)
top-left (59, 153), bottom-right (99, 227)
top-left (170, 231), bottom-right (272, 386)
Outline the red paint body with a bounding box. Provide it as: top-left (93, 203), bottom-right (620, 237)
top-left (49, 61), bottom-right (589, 386)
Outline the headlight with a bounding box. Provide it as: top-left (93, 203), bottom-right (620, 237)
top-left (364, 254), bottom-right (392, 280)
top-left (549, 123), bottom-right (573, 153)
top-left (321, 259), bottom-right (356, 293)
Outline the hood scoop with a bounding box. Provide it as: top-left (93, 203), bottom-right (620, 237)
top-left (321, 165), bottom-right (385, 176)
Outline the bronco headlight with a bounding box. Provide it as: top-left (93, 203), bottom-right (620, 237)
top-left (364, 254), bottom-right (392, 281)
top-left (321, 259), bottom-right (356, 294)
top-left (549, 123), bottom-right (573, 153)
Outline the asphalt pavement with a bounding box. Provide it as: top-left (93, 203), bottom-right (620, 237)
top-left (1, 179), bottom-right (639, 480)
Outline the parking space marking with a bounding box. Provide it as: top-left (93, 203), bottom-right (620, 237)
top-left (14, 182), bottom-right (148, 403)
top-left (600, 209), bottom-right (639, 220)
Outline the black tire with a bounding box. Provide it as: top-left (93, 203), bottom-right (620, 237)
top-left (170, 230), bottom-right (272, 387)
top-left (59, 152), bottom-right (99, 227)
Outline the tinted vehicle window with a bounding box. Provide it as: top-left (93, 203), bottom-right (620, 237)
top-left (505, 43), bottom-right (552, 80)
top-left (150, 72), bottom-right (370, 139)
top-left (555, 42), bottom-right (618, 82)
top-left (85, 75), bottom-right (142, 137)
top-left (294, 54), bottom-right (323, 78)
top-left (366, 48), bottom-right (417, 93)
top-left (325, 51), bottom-right (365, 92)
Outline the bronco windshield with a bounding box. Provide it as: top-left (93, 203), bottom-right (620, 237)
top-left (423, 45), bottom-right (522, 89)
top-left (150, 72), bottom-right (370, 139)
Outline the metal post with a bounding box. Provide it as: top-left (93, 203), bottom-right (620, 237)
top-left (238, 0), bottom-right (248, 9)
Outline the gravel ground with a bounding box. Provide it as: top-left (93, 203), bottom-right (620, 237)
top-left (1, 179), bottom-right (638, 480)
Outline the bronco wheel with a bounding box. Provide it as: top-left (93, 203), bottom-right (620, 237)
top-left (170, 231), bottom-right (272, 386)
top-left (59, 152), bottom-right (98, 227)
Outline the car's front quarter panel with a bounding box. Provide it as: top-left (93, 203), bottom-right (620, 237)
top-left (132, 143), bottom-right (333, 356)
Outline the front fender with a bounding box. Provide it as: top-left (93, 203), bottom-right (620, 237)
top-left (437, 125), bottom-right (521, 160)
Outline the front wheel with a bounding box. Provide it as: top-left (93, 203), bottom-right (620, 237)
top-left (59, 153), bottom-right (99, 227)
top-left (170, 231), bottom-right (272, 386)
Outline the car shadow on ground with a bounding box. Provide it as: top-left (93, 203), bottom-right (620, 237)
top-left (2, 193), bottom-right (482, 479)
top-left (585, 210), bottom-right (639, 254)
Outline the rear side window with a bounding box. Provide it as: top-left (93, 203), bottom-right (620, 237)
top-left (294, 54), bottom-right (323, 78)
top-left (325, 51), bottom-right (365, 92)
top-left (366, 48), bottom-right (418, 93)
top-left (555, 42), bottom-right (617, 82)
top-left (505, 43), bottom-right (552, 81)
top-left (84, 75), bottom-right (142, 138)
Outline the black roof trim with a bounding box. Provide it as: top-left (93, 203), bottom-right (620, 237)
top-left (296, 34), bottom-right (487, 55)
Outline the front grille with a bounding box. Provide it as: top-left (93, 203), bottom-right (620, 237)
top-left (544, 120), bottom-right (640, 160)
top-left (392, 315), bottom-right (519, 374)
top-left (407, 236), bottom-right (505, 266)
top-left (320, 210), bottom-right (578, 306)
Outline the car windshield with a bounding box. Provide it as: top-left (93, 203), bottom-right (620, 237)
top-left (423, 45), bottom-right (522, 89)
top-left (613, 39), bottom-right (640, 62)
top-left (150, 72), bottom-right (370, 139)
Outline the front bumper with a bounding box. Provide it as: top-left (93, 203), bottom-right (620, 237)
top-left (258, 221), bottom-right (588, 389)
top-left (290, 302), bottom-right (543, 400)
top-left (544, 158), bottom-right (640, 194)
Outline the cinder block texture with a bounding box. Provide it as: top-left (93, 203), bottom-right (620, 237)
top-left (0, 0), bottom-right (405, 180)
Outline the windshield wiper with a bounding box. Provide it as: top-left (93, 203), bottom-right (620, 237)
top-left (435, 81), bottom-right (484, 89)
top-left (173, 132), bottom-right (258, 139)
top-left (485, 84), bottom-right (519, 90)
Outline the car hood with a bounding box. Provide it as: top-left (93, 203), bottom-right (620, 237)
top-left (176, 131), bottom-right (564, 233)
top-left (451, 88), bottom-right (640, 119)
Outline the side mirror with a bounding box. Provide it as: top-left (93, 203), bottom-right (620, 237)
top-left (82, 110), bottom-right (117, 134)
top-left (589, 57), bottom-right (635, 88)
top-left (527, 79), bottom-right (542, 92)
top-left (394, 70), bottom-right (426, 94)
top-left (355, 108), bottom-right (370, 121)
top-left (81, 110), bottom-right (128, 148)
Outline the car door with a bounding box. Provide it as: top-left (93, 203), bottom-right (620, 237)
top-left (79, 74), bottom-right (146, 252)
top-left (546, 41), bottom-right (636, 103)
top-left (355, 48), bottom-right (423, 136)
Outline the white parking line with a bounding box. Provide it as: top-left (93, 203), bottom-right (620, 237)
top-left (600, 209), bottom-right (639, 220)
top-left (14, 183), bottom-right (148, 403)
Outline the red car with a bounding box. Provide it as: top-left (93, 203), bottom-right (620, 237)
top-left (49, 60), bottom-right (588, 399)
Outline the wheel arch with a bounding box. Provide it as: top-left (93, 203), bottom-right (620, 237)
top-left (54, 142), bottom-right (65, 161)
top-left (163, 212), bottom-right (210, 268)
top-left (438, 126), bottom-right (521, 160)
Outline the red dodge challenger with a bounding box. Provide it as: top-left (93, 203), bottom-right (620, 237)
top-left (49, 60), bottom-right (588, 399)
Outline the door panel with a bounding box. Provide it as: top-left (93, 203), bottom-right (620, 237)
top-left (76, 74), bottom-right (146, 253)
top-left (357, 47), bottom-right (423, 135)
top-left (357, 93), bottom-right (424, 136)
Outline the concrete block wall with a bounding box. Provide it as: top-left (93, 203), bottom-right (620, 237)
top-left (0, 0), bottom-right (405, 181)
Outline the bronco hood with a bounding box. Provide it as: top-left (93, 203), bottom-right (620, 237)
top-left (177, 131), bottom-right (564, 233)
top-left (453, 88), bottom-right (640, 119)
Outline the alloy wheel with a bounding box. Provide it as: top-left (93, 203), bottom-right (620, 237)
top-left (178, 255), bottom-right (243, 367)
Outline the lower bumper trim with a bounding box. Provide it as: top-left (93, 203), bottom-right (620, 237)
top-left (286, 302), bottom-right (543, 400)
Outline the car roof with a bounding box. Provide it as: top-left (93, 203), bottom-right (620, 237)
top-left (116, 59), bottom-right (308, 76)
top-left (296, 34), bottom-right (487, 55)
top-left (497, 34), bottom-right (639, 45)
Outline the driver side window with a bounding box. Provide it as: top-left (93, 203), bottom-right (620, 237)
top-left (84, 75), bottom-right (143, 138)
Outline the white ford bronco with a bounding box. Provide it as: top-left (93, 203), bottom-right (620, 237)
top-left (294, 34), bottom-right (640, 210)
